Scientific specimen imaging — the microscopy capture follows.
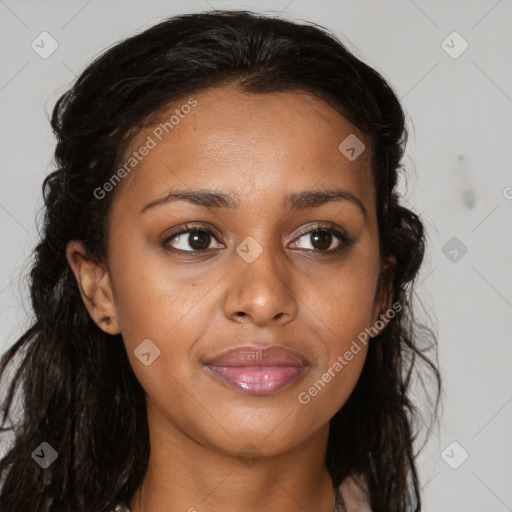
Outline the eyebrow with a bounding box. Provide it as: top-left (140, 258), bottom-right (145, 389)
top-left (139, 188), bottom-right (366, 217)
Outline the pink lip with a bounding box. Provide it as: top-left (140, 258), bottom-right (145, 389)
top-left (204, 345), bottom-right (307, 395)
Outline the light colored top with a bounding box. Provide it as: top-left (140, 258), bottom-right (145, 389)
top-left (113, 476), bottom-right (372, 512)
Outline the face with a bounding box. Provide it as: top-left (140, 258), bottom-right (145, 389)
top-left (81, 85), bottom-right (390, 458)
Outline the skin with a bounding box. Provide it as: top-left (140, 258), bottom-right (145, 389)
top-left (66, 84), bottom-right (394, 512)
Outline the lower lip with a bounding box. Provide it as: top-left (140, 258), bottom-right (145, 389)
top-left (205, 365), bottom-right (305, 395)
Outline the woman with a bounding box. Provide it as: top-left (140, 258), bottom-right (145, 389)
top-left (0, 10), bottom-right (440, 512)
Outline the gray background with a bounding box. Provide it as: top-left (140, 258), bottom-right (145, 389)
top-left (1, 0), bottom-right (511, 510)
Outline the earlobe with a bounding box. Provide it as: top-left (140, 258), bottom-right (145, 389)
top-left (65, 240), bottom-right (120, 334)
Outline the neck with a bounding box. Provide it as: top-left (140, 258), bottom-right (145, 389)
top-left (129, 399), bottom-right (336, 512)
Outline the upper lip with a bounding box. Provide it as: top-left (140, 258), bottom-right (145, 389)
top-left (205, 345), bottom-right (308, 367)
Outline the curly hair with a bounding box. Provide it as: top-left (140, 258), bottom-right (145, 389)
top-left (0, 9), bottom-right (440, 512)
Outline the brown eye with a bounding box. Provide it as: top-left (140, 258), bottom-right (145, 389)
top-left (163, 226), bottom-right (224, 252)
top-left (289, 225), bottom-right (352, 253)
top-left (309, 229), bottom-right (334, 251)
top-left (185, 231), bottom-right (211, 251)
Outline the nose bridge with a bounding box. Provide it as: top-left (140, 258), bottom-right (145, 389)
top-left (224, 232), bottom-right (298, 324)
top-left (238, 233), bottom-right (284, 283)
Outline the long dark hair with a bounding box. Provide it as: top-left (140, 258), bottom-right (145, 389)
top-left (0, 10), bottom-right (440, 512)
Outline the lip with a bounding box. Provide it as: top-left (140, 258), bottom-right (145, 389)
top-left (204, 345), bottom-right (308, 395)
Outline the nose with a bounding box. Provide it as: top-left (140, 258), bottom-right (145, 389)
top-left (222, 243), bottom-right (299, 327)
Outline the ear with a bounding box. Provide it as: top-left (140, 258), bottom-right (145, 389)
top-left (65, 240), bottom-right (120, 335)
top-left (370, 254), bottom-right (397, 338)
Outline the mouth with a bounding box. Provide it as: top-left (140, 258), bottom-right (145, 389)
top-left (204, 345), bottom-right (308, 395)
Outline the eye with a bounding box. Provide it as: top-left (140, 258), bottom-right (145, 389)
top-left (162, 224), bottom-right (224, 253)
top-left (162, 222), bottom-right (352, 255)
top-left (289, 224), bottom-right (352, 254)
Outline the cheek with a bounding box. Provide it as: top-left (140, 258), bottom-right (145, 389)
top-left (312, 259), bottom-right (379, 340)
top-left (109, 235), bottom-right (180, 328)
top-left (300, 252), bottom-right (378, 406)
top-left (109, 270), bottom-right (217, 418)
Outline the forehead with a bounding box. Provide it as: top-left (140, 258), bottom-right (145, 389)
top-left (112, 84), bottom-right (375, 215)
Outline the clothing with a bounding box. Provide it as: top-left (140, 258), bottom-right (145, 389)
top-left (112, 480), bottom-right (372, 512)
top-left (113, 500), bottom-right (368, 512)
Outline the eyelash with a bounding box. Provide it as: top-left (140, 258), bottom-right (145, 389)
top-left (161, 222), bottom-right (352, 255)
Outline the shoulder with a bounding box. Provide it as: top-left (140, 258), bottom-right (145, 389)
top-left (339, 474), bottom-right (372, 512)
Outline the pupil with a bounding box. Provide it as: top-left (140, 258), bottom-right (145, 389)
top-left (311, 230), bottom-right (331, 250)
top-left (186, 230), bottom-right (333, 251)
top-left (189, 231), bottom-right (209, 250)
